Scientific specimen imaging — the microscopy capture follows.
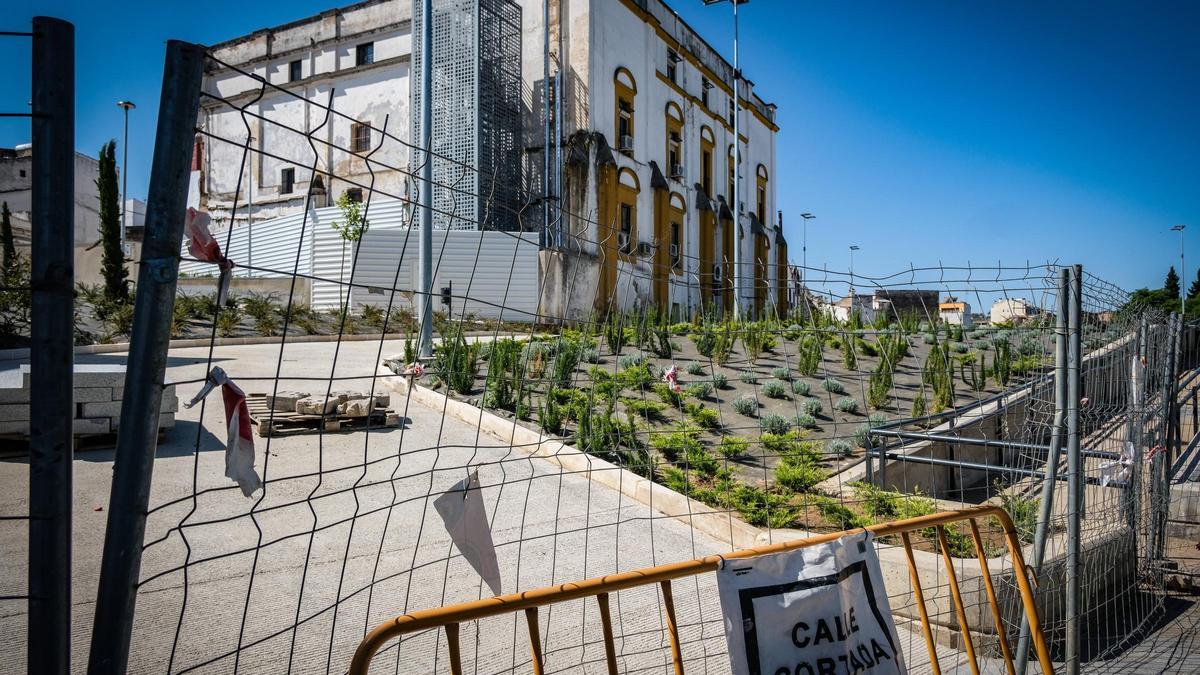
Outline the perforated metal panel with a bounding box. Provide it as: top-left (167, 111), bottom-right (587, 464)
top-left (411, 0), bottom-right (522, 231)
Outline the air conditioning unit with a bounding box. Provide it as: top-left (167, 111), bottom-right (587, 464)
top-left (637, 241), bottom-right (654, 257)
top-left (619, 135), bottom-right (634, 152)
top-left (669, 243), bottom-right (680, 259)
top-left (617, 231), bottom-right (631, 252)
top-left (670, 164), bottom-right (684, 180)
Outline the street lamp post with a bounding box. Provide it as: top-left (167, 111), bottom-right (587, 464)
top-left (1172, 225), bottom-right (1186, 317)
top-left (800, 212), bottom-right (814, 287)
top-left (116, 101), bottom-right (135, 254)
top-left (849, 245), bottom-right (859, 297)
top-left (703, 0), bottom-right (747, 317)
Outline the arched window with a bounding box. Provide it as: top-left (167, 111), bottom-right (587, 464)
top-left (700, 126), bottom-right (715, 197)
top-left (669, 192), bottom-right (686, 271)
top-left (617, 168), bottom-right (640, 257)
top-left (756, 164), bottom-right (769, 224)
top-left (614, 68), bottom-right (637, 155)
top-left (665, 102), bottom-right (684, 180)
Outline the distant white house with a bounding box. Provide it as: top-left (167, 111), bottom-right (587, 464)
top-left (827, 293), bottom-right (892, 324)
top-left (990, 298), bottom-right (1040, 324)
top-left (939, 297), bottom-right (972, 327)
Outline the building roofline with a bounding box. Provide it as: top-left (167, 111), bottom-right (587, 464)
top-left (206, 0), bottom-right (396, 52)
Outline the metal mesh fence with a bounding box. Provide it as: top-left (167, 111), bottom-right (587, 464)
top-left (1, 35), bottom-right (1188, 675)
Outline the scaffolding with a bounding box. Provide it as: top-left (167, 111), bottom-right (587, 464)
top-left (410, 0), bottom-right (523, 232)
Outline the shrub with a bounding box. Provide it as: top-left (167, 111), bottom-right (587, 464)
top-left (998, 491), bottom-right (1040, 544)
top-left (711, 372), bottom-right (730, 389)
top-left (796, 336), bottom-right (822, 376)
top-left (539, 388), bottom-right (566, 435)
top-left (216, 304), bottom-right (242, 337)
top-left (853, 482), bottom-right (900, 519)
top-left (738, 370), bottom-right (758, 384)
top-left (922, 333), bottom-right (936, 345)
top-left (685, 360), bottom-right (705, 376)
top-left (580, 346), bottom-right (600, 363)
top-left (775, 459), bottom-right (827, 492)
top-left (648, 423), bottom-right (703, 462)
top-left (359, 303), bottom-right (385, 329)
top-left (686, 403), bottom-right (721, 429)
top-left (800, 399), bottom-right (823, 416)
top-left (618, 352), bottom-right (646, 369)
top-left (834, 397), bottom-right (860, 414)
top-left (759, 412), bottom-right (791, 435)
top-left (552, 339), bottom-right (582, 387)
top-left (652, 382), bottom-right (685, 408)
top-left (949, 341), bottom-right (969, 354)
top-left (841, 334), bottom-right (857, 370)
top-left (826, 438), bottom-right (853, 457)
top-left (253, 312), bottom-right (280, 337)
top-left (761, 380), bottom-right (788, 399)
top-left (792, 412), bottom-right (817, 429)
top-left (814, 496), bottom-right (867, 529)
top-left (770, 366), bottom-right (791, 380)
top-left (689, 326), bottom-right (717, 357)
top-left (685, 381), bottom-right (713, 399)
top-left (436, 328), bottom-right (481, 395)
top-left (718, 435), bottom-right (749, 458)
top-left (732, 395), bottom-right (757, 416)
top-left (853, 424), bottom-right (872, 448)
top-left (624, 398), bottom-right (667, 421)
top-left (822, 378), bottom-right (845, 394)
top-left (791, 380), bottom-right (811, 396)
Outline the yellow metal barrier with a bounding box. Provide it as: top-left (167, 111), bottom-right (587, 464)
top-left (350, 504), bottom-right (1054, 674)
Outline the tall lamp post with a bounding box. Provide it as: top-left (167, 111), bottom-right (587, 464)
top-left (703, 0), bottom-right (747, 317)
top-left (1172, 225), bottom-right (1186, 317)
top-left (116, 101), bottom-right (135, 254)
top-left (800, 212), bottom-right (814, 287)
top-left (849, 245), bottom-right (859, 297)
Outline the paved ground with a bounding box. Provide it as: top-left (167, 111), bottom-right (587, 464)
top-left (2, 339), bottom-right (1196, 674)
top-left (0, 340), bottom-right (738, 675)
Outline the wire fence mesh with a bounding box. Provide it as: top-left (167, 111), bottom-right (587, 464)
top-left (3, 36), bottom-right (1197, 675)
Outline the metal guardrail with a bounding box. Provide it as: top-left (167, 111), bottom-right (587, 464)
top-left (349, 505), bottom-right (1054, 675)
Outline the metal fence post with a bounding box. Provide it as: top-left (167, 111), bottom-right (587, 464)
top-left (1064, 264), bottom-right (1083, 675)
top-left (86, 40), bottom-right (205, 675)
top-left (416, 0), bottom-right (434, 359)
top-left (1015, 266), bottom-right (1069, 675)
top-left (29, 16), bottom-right (75, 675)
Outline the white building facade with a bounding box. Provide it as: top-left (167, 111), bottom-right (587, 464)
top-left (189, 0), bottom-right (782, 321)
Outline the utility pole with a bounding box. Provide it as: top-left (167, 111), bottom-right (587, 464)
top-left (703, 0), bottom-right (747, 318)
top-left (417, 0), bottom-right (434, 358)
top-left (1172, 224), bottom-right (1186, 317)
top-left (117, 100), bottom-right (135, 254)
top-left (541, 0), bottom-right (550, 249)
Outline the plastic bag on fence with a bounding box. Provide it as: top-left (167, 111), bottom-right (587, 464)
top-left (434, 469), bottom-right (502, 596)
top-left (183, 366), bottom-right (262, 497)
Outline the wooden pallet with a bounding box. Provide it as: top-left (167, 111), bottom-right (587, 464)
top-left (245, 394), bottom-right (401, 437)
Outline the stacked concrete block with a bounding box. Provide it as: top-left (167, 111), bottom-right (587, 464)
top-left (0, 364), bottom-right (178, 438)
top-left (270, 388), bottom-right (390, 418)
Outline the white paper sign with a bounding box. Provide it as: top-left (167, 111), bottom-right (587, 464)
top-left (718, 532), bottom-right (906, 675)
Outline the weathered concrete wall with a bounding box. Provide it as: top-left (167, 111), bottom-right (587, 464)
top-left (538, 248), bottom-right (600, 324)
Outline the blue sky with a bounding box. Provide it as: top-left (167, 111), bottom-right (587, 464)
top-left (3, 0), bottom-right (1196, 294)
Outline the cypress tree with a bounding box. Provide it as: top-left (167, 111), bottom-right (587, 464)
top-left (0, 201), bottom-right (14, 278)
top-left (96, 140), bottom-right (129, 303)
top-left (1164, 266), bottom-right (1181, 299)
top-left (1188, 269), bottom-right (1200, 300)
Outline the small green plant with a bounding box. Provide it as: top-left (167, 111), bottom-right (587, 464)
top-left (792, 412), bottom-right (817, 429)
top-left (738, 370), bottom-right (759, 384)
top-left (539, 387), bottom-right (566, 435)
top-left (359, 303), bottom-right (385, 329)
top-left (624, 397), bottom-right (667, 421)
top-left (821, 378), bottom-right (845, 394)
top-left (581, 346), bottom-right (601, 363)
top-left (834, 397), bottom-right (860, 414)
top-left (436, 326), bottom-right (480, 395)
top-left (685, 381), bottom-right (713, 399)
top-left (648, 423), bottom-right (703, 462)
top-left (732, 394), bottom-right (757, 416)
top-left (796, 336), bottom-right (822, 376)
top-left (686, 403), bottom-right (721, 430)
top-left (852, 482), bottom-right (900, 519)
top-left (800, 399), bottom-right (823, 416)
top-left (826, 438), bottom-right (853, 457)
top-left (911, 389), bottom-right (928, 418)
top-left (685, 360), bottom-right (705, 376)
top-left (618, 352), bottom-right (646, 369)
top-left (770, 366), bottom-right (791, 380)
top-left (790, 380), bottom-right (811, 396)
top-left (653, 382), bottom-right (685, 408)
top-left (841, 333), bottom-right (857, 370)
top-left (997, 490), bottom-right (1040, 545)
top-left (760, 412), bottom-right (791, 435)
top-left (253, 312), bottom-right (280, 336)
top-left (742, 322), bottom-right (768, 363)
top-left (711, 372), bottom-right (730, 389)
top-left (216, 302), bottom-right (242, 337)
top-left (813, 495), bottom-right (867, 529)
top-left (718, 435), bottom-right (749, 458)
top-left (761, 380), bottom-right (788, 399)
top-left (331, 191), bottom-right (370, 241)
